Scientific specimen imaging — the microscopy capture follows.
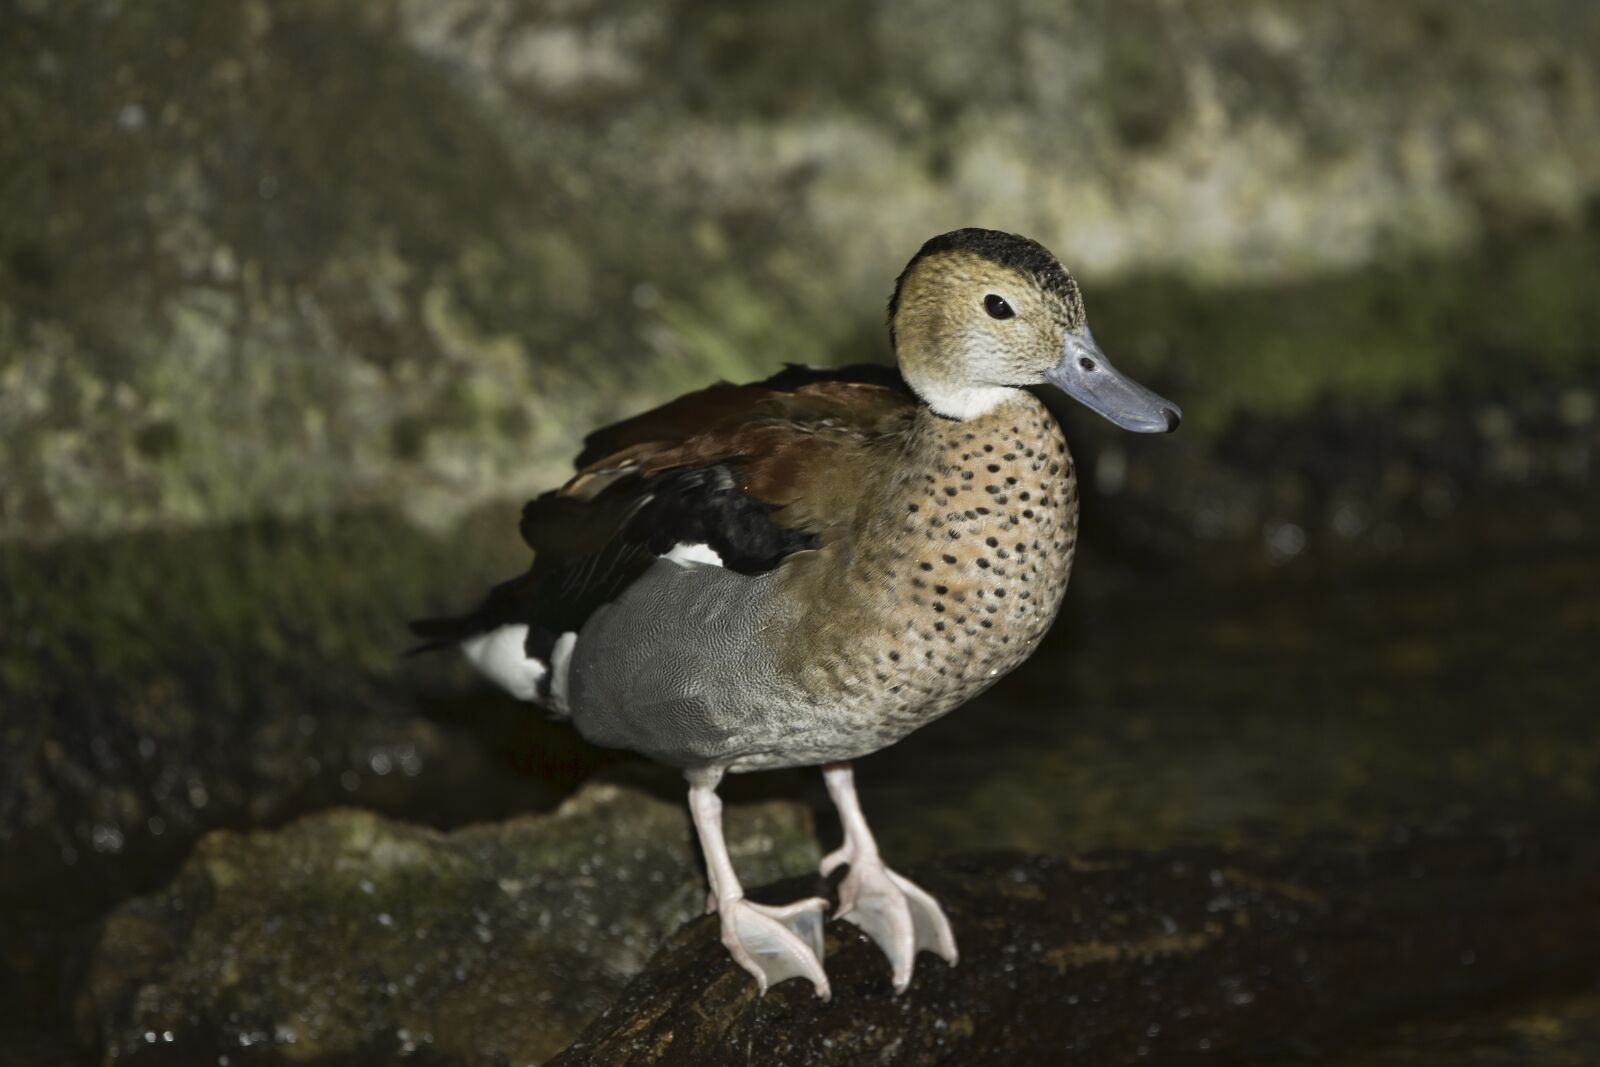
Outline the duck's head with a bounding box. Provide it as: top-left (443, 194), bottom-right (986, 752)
top-left (889, 228), bottom-right (1180, 431)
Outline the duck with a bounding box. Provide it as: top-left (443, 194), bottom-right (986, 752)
top-left (412, 227), bottom-right (1180, 999)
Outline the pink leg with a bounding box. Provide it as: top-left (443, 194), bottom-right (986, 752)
top-left (821, 762), bottom-right (958, 992)
top-left (688, 768), bottom-right (831, 998)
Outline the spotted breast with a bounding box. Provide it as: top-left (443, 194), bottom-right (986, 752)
top-left (770, 392), bottom-right (1077, 763)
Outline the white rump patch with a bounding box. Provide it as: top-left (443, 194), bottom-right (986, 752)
top-left (461, 624), bottom-right (546, 702)
top-left (548, 631), bottom-right (578, 716)
top-left (663, 542), bottom-right (724, 567)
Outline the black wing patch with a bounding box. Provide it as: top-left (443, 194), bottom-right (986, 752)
top-left (408, 463), bottom-right (814, 652)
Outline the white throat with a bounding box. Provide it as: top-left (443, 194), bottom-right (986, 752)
top-left (917, 382), bottom-right (1021, 421)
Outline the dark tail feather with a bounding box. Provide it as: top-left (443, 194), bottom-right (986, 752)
top-left (406, 572), bottom-right (554, 659)
top-left (405, 613), bottom-right (483, 657)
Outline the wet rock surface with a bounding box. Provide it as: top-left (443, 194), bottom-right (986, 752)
top-left (74, 782), bottom-right (819, 1065)
top-left (552, 827), bottom-right (1600, 1066)
top-left (0, 511), bottom-right (599, 965)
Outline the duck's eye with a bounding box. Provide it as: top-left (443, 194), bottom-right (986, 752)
top-left (983, 294), bottom-right (1014, 320)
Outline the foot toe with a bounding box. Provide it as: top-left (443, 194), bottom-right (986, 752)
top-left (887, 869), bottom-right (958, 965)
top-left (721, 897), bottom-right (832, 999)
top-left (836, 863), bottom-right (958, 991)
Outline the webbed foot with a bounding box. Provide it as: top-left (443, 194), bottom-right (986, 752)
top-left (823, 846), bottom-right (957, 992)
top-left (714, 894), bottom-right (832, 998)
top-left (821, 762), bottom-right (958, 993)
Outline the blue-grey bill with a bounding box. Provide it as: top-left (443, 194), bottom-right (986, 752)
top-left (1043, 329), bottom-right (1181, 433)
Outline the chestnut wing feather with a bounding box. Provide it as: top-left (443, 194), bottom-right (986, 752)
top-left (411, 365), bottom-right (916, 652)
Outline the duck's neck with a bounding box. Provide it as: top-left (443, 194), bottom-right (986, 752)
top-left (896, 331), bottom-right (1030, 420)
top-left (908, 389), bottom-right (1062, 459)
top-left (910, 380), bottom-right (1024, 421)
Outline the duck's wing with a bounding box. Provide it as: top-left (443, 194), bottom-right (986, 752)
top-left (410, 364), bottom-right (917, 653)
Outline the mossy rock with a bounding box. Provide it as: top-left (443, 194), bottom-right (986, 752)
top-left (75, 782), bottom-right (820, 1065)
top-left (4, 0), bottom-right (1600, 539)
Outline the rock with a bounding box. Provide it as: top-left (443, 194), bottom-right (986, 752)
top-left (0, 510), bottom-right (579, 931)
top-left (551, 826), bottom-right (1600, 1066)
top-left (5, 0), bottom-right (1600, 541)
top-left (74, 782), bottom-right (820, 1065)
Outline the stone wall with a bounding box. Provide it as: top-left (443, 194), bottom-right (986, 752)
top-left (3, 0), bottom-right (1598, 539)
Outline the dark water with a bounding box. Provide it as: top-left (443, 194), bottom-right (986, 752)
top-left (815, 506), bottom-right (1600, 1063)
top-left (853, 535), bottom-right (1600, 862)
top-left (4, 489), bottom-right (1597, 1063)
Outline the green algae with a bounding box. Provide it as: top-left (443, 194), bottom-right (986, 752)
top-left (1089, 219), bottom-right (1600, 434)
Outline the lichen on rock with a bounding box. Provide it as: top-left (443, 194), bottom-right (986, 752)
top-left (75, 781), bottom-right (820, 1065)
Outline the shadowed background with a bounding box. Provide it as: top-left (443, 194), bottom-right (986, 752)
top-left (2, 1), bottom-right (1598, 1063)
